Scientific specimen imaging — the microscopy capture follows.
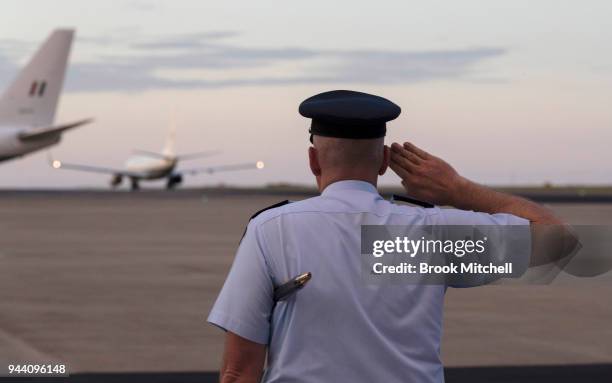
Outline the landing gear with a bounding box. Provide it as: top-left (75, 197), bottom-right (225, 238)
top-left (110, 174), bottom-right (123, 189)
top-left (130, 178), bottom-right (140, 191)
top-left (166, 174), bottom-right (183, 190)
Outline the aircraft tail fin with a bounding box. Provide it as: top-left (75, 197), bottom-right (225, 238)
top-left (0, 29), bottom-right (74, 128)
top-left (162, 110), bottom-right (177, 157)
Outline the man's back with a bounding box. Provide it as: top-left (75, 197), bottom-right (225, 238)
top-left (210, 90), bottom-right (568, 382)
top-left (209, 180), bottom-right (528, 383)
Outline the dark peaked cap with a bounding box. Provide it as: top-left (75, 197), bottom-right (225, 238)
top-left (299, 90), bottom-right (401, 142)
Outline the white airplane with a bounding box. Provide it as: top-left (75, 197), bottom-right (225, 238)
top-left (0, 29), bottom-right (91, 162)
top-left (49, 126), bottom-right (265, 190)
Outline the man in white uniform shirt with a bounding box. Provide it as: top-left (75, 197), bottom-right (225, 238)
top-left (208, 90), bottom-right (571, 383)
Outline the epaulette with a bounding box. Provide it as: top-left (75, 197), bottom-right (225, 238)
top-left (390, 194), bottom-right (434, 208)
top-left (249, 200), bottom-right (291, 221)
top-left (241, 200), bottom-right (291, 241)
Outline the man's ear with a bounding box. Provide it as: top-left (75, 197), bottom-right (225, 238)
top-left (379, 144), bottom-right (390, 176)
top-left (308, 146), bottom-right (321, 176)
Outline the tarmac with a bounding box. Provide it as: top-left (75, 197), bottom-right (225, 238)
top-left (0, 190), bottom-right (610, 381)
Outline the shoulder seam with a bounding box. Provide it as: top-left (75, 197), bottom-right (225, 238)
top-left (255, 208), bottom-right (440, 228)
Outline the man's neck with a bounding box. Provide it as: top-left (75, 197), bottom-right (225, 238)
top-left (318, 174), bottom-right (378, 193)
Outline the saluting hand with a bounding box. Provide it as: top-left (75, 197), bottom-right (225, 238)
top-left (389, 142), bottom-right (465, 206)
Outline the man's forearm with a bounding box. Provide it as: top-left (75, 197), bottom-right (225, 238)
top-left (451, 178), bottom-right (580, 267)
top-left (220, 368), bottom-right (261, 383)
top-left (220, 332), bottom-right (266, 383)
top-left (450, 177), bottom-right (562, 225)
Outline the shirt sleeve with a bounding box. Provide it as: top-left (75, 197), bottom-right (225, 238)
top-left (436, 208), bottom-right (530, 227)
top-left (207, 221), bottom-right (275, 344)
top-left (436, 209), bottom-right (532, 287)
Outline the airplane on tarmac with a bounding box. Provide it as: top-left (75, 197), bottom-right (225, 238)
top-left (49, 125), bottom-right (265, 190)
top-left (0, 29), bottom-right (91, 162)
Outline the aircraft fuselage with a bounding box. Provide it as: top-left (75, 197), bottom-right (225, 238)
top-left (124, 155), bottom-right (177, 180)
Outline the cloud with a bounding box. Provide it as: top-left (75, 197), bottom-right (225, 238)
top-left (126, 0), bottom-right (159, 12)
top-left (129, 31), bottom-right (241, 50)
top-left (325, 48), bottom-right (505, 84)
top-left (0, 31), bottom-right (507, 93)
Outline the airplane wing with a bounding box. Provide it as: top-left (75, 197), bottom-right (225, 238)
top-left (18, 118), bottom-right (93, 141)
top-left (129, 149), bottom-right (222, 161)
top-left (180, 161), bottom-right (265, 176)
top-left (177, 150), bottom-right (222, 161)
top-left (130, 149), bottom-right (169, 160)
top-left (48, 156), bottom-right (141, 178)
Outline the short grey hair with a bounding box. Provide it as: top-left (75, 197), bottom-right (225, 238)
top-left (313, 136), bottom-right (384, 172)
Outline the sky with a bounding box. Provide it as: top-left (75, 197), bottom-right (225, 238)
top-left (0, 0), bottom-right (611, 188)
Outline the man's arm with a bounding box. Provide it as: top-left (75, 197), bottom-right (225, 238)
top-left (207, 220), bottom-right (274, 382)
top-left (219, 331), bottom-right (266, 383)
top-left (389, 142), bottom-right (579, 265)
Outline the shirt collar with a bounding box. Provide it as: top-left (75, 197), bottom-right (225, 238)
top-left (321, 180), bottom-right (379, 197)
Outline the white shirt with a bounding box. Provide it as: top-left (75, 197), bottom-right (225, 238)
top-left (208, 180), bottom-right (530, 383)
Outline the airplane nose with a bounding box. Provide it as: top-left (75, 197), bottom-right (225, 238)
top-left (256, 161), bottom-right (265, 169)
top-left (52, 160), bottom-right (62, 169)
